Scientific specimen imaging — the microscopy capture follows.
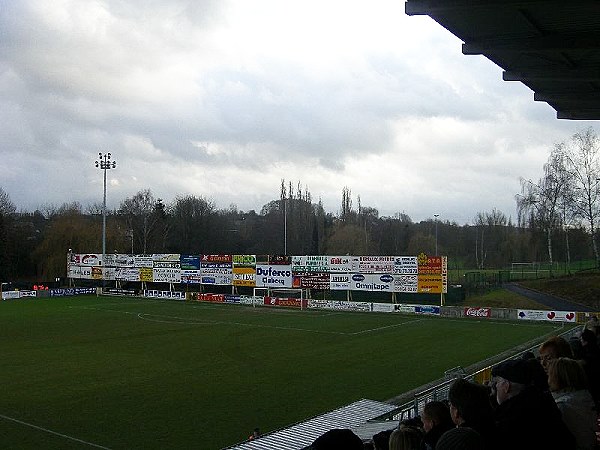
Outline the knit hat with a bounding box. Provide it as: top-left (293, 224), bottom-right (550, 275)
top-left (491, 358), bottom-right (531, 385)
top-left (310, 428), bottom-right (363, 450)
top-left (435, 427), bottom-right (483, 450)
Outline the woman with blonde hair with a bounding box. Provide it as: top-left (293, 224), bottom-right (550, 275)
top-left (547, 357), bottom-right (596, 450)
top-left (388, 425), bottom-right (422, 450)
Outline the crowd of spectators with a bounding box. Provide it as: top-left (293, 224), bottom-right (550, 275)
top-left (305, 321), bottom-right (600, 450)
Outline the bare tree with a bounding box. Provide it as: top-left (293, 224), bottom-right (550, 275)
top-left (516, 146), bottom-right (570, 266)
top-left (563, 127), bottom-right (600, 266)
top-left (0, 187), bottom-right (16, 216)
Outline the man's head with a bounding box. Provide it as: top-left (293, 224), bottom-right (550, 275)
top-left (491, 359), bottom-right (530, 404)
top-left (538, 336), bottom-right (573, 372)
top-left (310, 428), bottom-right (363, 450)
top-left (447, 379), bottom-right (491, 426)
top-left (421, 401), bottom-right (452, 433)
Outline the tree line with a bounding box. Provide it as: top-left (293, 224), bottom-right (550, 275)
top-left (0, 129), bottom-right (598, 282)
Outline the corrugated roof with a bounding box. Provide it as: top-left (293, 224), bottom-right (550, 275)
top-left (225, 399), bottom-right (397, 450)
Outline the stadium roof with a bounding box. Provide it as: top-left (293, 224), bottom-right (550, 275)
top-left (405, 1), bottom-right (600, 120)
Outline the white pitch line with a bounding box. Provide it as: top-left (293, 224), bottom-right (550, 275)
top-left (350, 318), bottom-right (425, 335)
top-left (0, 413), bottom-right (111, 449)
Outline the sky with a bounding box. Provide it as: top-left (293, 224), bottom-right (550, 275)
top-left (0, 0), bottom-right (596, 225)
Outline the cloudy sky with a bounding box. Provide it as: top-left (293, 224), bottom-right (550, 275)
top-left (0, 1), bottom-right (596, 224)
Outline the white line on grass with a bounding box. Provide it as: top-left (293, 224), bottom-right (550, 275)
top-left (349, 318), bottom-right (425, 335)
top-left (0, 413), bottom-right (111, 449)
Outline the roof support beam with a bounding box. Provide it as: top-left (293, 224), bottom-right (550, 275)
top-left (463, 31), bottom-right (600, 55)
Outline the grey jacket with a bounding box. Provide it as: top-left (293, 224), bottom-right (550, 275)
top-left (552, 389), bottom-right (597, 450)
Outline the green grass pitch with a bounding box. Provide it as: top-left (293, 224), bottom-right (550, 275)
top-left (0, 295), bottom-right (562, 449)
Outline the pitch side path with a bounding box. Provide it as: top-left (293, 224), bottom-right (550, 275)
top-left (0, 295), bottom-right (565, 449)
top-left (503, 282), bottom-right (590, 312)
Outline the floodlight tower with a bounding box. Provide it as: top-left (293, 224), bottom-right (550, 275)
top-left (434, 213), bottom-right (440, 255)
top-left (95, 152), bottom-right (116, 279)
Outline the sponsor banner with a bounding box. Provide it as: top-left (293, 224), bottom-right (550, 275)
top-left (329, 256), bottom-right (355, 273)
top-left (330, 273), bottom-right (351, 290)
top-left (224, 295), bottom-right (241, 304)
top-left (180, 255), bottom-right (201, 270)
top-left (92, 267), bottom-right (103, 280)
top-left (49, 287), bottom-right (95, 297)
top-left (372, 302), bottom-right (394, 313)
top-left (292, 272), bottom-right (330, 289)
top-left (292, 256), bottom-right (330, 272)
top-left (415, 305), bottom-right (440, 315)
top-left (181, 270), bottom-right (201, 284)
top-left (350, 273), bottom-right (394, 292)
top-left (133, 255), bottom-right (153, 268)
top-left (394, 274), bottom-right (418, 293)
top-left (263, 296), bottom-right (307, 309)
top-left (417, 254), bottom-right (443, 275)
top-left (20, 290), bottom-right (37, 297)
top-left (255, 265), bottom-right (293, 288)
top-left (232, 254), bottom-right (256, 268)
top-left (417, 275), bottom-right (444, 293)
top-left (464, 307), bottom-right (491, 318)
top-left (201, 254), bottom-right (232, 263)
top-left (105, 288), bottom-right (136, 296)
top-left (517, 310), bottom-right (576, 323)
top-left (193, 293), bottom-right (225, 303)
top-left (201, 274), bottom-right (233, 285)
top-left (153, 268), bottom-right (181, 283)
top-left (394, 256), bottom-right (418, 274)
top-left (201, 262), bottom-right (233, 275)
top-left (2, 291), bottom-right (21, 300)
top-left (103, 267), bottom-right (116, 281)
top-left (394, 304), bottom-right (418, 314)
top-left (154, 260), bottom-right (180, 269)
top-left (143, 290), bottom-right (185, 300)
top-left (308, 299), bottom-right (332, 309)
top-left (269, 255), bottom-right (291, 265)
top-left (153, 253), bottom-right (180, 262)
top-left (355, 256), bottom-right (395, 274)
top-left (309, 299), bottom-right (371, 312)
top-left (232, 267), bottom-right (256, 287)
top-left (331, 301), bottom-right (371, 312)
top-left (76, 254), bottom-right (102, 266)
top-left (139, 267), bottom-right (153, 282)
top-left (115, 267), bottom-right (140, 282)
top-left (68, 265), bottom-right (92, 279)
top-left (104, 254), bottom-right (134, 267)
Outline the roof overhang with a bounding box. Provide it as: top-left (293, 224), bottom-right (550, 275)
top-left (405, 0), bottom-right (600, 120)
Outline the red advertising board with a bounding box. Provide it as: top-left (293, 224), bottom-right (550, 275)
top-left (263, 297), bottom-right (307, 309)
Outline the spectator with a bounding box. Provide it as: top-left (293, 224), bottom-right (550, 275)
top-left (579, 329), bottom-right (600, 409)
top-left (388, 425), bottom-right (422, 450)
top-left (492, 358), bottom-right (575, 450)
top-left (310, 428), bottom-right (363, 450)
top-left (539, 336), bottom-right (573, 372)
top-left (447, 378), bottom-right (496, 450)
top-left (371, 429), bottom-right (392, 450)
top-left (547, 357), bottom-right (597, 450)
top-left (435, 427), bottom-right (483, 450)
top-left (420, 401), bottom-right (454, 450)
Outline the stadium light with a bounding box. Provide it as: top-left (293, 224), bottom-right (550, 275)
top-left (95, 152), bottom-right (116, 284)
top-left (434, 214), bottom-right (439, 255)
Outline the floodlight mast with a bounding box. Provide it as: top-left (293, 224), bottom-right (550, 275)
top-left (95, 152), bottom-right (116, 287)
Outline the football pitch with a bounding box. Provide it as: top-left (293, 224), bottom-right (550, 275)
top-left (0, 295), bottom-right (563, 449)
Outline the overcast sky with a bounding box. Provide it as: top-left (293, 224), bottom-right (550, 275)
top-left (0, 1), bottom-right (596, 224)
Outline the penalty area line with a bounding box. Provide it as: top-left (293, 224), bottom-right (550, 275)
top-left (0, 413), bottom-right (111, 449)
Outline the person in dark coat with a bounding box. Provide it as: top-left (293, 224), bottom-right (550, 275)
top-left (491, 358), bottom-right (575, 450)
top-left (447, 378), bottom-right (497, 450)
top-left (420, 401), bottom-right (454, 450)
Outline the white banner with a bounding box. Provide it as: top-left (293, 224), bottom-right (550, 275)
top-left (153, 267), bottom-right (181, 283)
top-left (517, 310), bottom-right (576, 323)
top-left (394, 256), bottom-right (418, 274)
top-left (354, 256), bottom-right (395, 274)
top-left (330, 273), bottom-right (350, 290)
top-left (349, 273), bottom-right (394, 292)
top-left (255, 264), bottom-right (293, 288)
